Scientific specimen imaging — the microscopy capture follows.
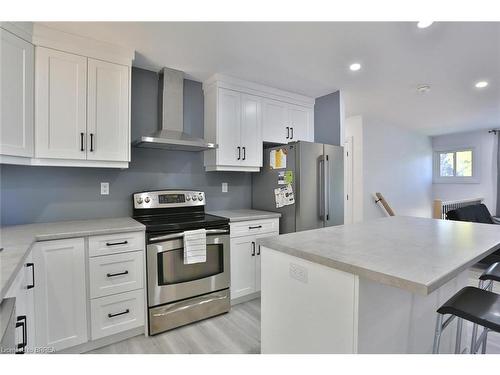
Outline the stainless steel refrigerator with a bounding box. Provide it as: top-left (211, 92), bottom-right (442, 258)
top-left (252, 141), bottom-right (344, 234)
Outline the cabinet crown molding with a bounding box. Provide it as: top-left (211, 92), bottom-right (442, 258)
top-left (32, 23), bottom-right (135, 66)
top-left (203, 74), bottom-right (315, 108)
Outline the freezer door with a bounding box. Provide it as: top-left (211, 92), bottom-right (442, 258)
top-left (251, 144), bottom-right (296, 234)
top-left (296, 141), bottom-right (325, 232)
top-left (324, 144), bottom-right (344, 227)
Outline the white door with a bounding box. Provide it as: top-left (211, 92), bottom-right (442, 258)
top-left (87, 59), bottom-right (129, 162)
top-left (34, 238), bottom-right (88, 351)
top-left (217, 88), bottom-right (241, 165)
top-left (35, 47), bottom-right (87, 160)
top-left (288, 104), bottom-right (312, 142)
top-left (262, 98), bottom-right (288, 144)
top-left (240, 94), bottom-right (262, 168)
top-left (0, 29), bottom-right (34, 157)
top-left (230, 236), bottom-right (257, 299)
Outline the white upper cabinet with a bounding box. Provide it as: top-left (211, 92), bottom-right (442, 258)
top-left (216, 88), bottom-right (242, 166)
top-left (0, 29), bottom-right (34, 159)
top-left (262, 99), bottom-right (314, 144)
top-left (35, 47), bottom-right (87, 160)
top-left (262, 99), bottom-right (288, 144)
top-left (87, 58), bottom-right (130, 162)
top-left (203, 75), bottom-right (314, 172)
top-left (1, 23), bottom-right (134, 168)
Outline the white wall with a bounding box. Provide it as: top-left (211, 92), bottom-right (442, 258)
top-left (432, 130), bottom-right (497, 215)
top-left (345, 116), bottom-right (364, 223)
top-left (362, 121), bottom-right (433, 220)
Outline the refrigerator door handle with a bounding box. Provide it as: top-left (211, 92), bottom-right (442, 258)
top-left (325, 155), bottom-right (330, 221)
top-left (318, 156), bottom-right (325, 221)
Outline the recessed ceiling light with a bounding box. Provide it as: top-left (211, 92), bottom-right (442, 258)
top-left (417, 21), bottom-right (434, 29)
top-left (475, 81), bottom-right (489, 89)
top-left (349, 63), bottom-right (361, 72)
top-left (416, 84), bottom-right (431, 93)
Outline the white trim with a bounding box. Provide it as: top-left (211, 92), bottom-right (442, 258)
top-left (29, 158), bottom-right (129, 169)
top-left (32, 23), bottom-right (135, 67)
top-left (203, 74), bottom-right (315, 108)
top-left (205, 165), bottom-right (260, 172)
top-left (0, 22), bottom-right (33, 43)
top-left (433, 146), bottom-right (479, 184)
top-left (0, 155), bottom-right (32, 165)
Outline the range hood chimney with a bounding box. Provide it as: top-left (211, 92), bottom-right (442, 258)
top-left (132, 67), bottom-right (216, 151)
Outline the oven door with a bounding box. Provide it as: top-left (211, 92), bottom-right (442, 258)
top-left (146, 229), bottom-right (230, 307)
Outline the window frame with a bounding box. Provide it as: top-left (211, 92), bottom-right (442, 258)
top-left (433, 146), bottom-right (479, 184)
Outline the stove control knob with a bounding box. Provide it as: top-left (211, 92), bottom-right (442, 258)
top-left (186, 195), bottom-right (191, 201)
top-left (198, 195), bottom-right (204, 201)
top-left (144, 197), bottom-right (151, 203)
top-left (136, 197), bottom-right (143, 204)
top-left (192, 196), bottom-right (199, 201)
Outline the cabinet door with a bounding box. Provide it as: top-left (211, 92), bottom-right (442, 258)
top-left (262, 98), bottom-right (288, 144)
top-left (0, 29), bottom-right (34, 157)
top-left (240, 94), bottom-right (262, 168)
top-left (35, 47), bottom-right (87, 160)
top-left (217, 88), bottom-right (241, 165)
top-left (87, 59), bottom-right (129, 162)
top-left (230, 236), bottom-right (257, 299)
top-left (288, 104), bottom-right (313, 142)
top-left (34, 238), bottom-right (87, 351)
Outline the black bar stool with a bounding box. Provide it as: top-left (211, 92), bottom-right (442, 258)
top-left (470, 262), bottom-right (500, 353)
top-left (432, 286), bottom-right (500, 354)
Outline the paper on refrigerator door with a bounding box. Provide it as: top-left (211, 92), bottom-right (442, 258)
top-left (270, 148), bottom-right (287, 169)
top-left (274, 184), bottom-right (295, 208)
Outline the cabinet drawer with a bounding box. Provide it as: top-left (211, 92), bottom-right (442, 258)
top-left (230, 219), bottom-right (279, 238)
top-left (90, 289), bottom-right (145, 340)
top-left (89, 251), bottom-right (144, 298)
top-left (89, 231), bottom-right (144, 257)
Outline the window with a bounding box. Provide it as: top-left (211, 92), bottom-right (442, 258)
top-left (434, 148), bottom-right (477, 183)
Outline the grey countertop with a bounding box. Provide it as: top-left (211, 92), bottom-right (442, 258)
top-left (0, 217), bottom-right (145, 302)
top-left (257, 216), bottom-right (500, 295)
top-left (209, 209), bottom-right (281, 222)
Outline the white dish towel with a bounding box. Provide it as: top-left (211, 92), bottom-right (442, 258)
top-left (183, 229), bottom-right (207, 264)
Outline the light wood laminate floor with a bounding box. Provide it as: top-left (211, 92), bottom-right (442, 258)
top-left (88, 269), bottom-right (500, 354)
top-left (88, 298), bottom-right (261, 354)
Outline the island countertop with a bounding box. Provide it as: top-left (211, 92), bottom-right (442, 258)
top-left (257, 216), bottom-right (500, 295)
top-left (0, 217), bottom-right (145, 302)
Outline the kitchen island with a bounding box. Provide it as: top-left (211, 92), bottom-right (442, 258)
top-left (257, 216), bottom-right (500, 354)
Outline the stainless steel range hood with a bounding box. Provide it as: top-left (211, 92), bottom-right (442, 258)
top-left (132, 67), bottom-right (216, 151)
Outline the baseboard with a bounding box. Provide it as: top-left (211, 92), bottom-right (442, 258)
top-left (231, 292), bottom-right (260, 306)
top-left (58, 326), bottom-right (145, 354)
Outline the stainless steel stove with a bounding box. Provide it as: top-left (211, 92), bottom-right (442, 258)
top-left (133, 190), bottom-right (230, 335)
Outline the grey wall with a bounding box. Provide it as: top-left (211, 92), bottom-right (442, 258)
top-left (314, 91), bottom-right (341, 146)
top-left (0, 68), bottom-right (252, 226)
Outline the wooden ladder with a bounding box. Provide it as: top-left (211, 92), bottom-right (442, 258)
top-left (374, 192), bottom-right (395, 216)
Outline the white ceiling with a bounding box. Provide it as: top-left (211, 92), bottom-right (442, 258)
top-left (43, 22), bottom-right (500, 136)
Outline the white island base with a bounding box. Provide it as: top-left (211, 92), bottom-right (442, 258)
top-left (261, 248), bottom-right (469, 354)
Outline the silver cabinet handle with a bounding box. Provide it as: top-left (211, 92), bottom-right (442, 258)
top-left (149, 229), bottom-right (229, 242)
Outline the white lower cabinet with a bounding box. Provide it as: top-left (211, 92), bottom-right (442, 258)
top-left (33, 238), bottom-right (88, 351)
top-left (90, 289), bottom-right (144, 340)
top-left (230, 218), bottom-right (279, 302)
top-left (28, 230), bottom-right (145, 352)
top-left (5, 251), bottom-right (36, 353)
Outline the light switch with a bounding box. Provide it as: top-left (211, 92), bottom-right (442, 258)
top-left (222, 182), bottom-right (228, 193)
top-left (100, 182), bottom-right (109, 195)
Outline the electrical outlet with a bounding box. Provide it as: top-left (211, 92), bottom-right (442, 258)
top-left (222, 182), bottom-right (228, 193)
top-left (100, 182), bottom-right (109, 195)
top-left (289, 263), bottom-right (308, 284)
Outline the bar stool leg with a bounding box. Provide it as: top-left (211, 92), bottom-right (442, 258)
top-left (433, 314), bottom-right (444, 354)
top-left (455, 318), bottom-right (463, 354)
top-left (470, 324), bottom-right (479, 354)
top-left (481, 329), bottom-right (488, 354)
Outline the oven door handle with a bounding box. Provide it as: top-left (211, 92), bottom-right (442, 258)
top-left (149, 229), bottom-right (229, 242)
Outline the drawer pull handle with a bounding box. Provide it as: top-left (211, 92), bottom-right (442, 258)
top-left (26, 262), bottom-right (35, 289)
top-left (106, 270), bottom-right (129, 278)
top-left (248, 225), bottom-right (262, 230)
top-left (108, 309), bottom-right (130, 318)
top-left (106, 240), bottom-right (128, 246)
